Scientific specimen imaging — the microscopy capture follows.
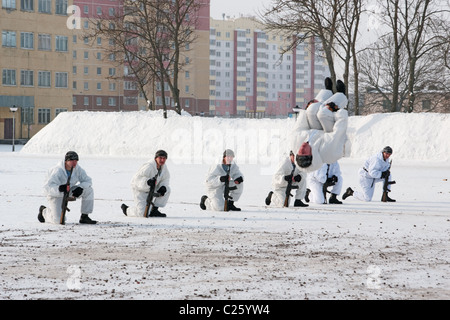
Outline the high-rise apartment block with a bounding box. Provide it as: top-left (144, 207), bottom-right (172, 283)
top-left (209, 17), bottom-right (330, 118)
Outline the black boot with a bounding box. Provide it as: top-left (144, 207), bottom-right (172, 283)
top-left (265, 191), bottom-right (273, 205)
top-left (381, 193), bottom-right (396, 202)
top-left (79, 214), bottom-right (97, 224)
top-left (121, 203), bottom-right (128, 216)
top-left (200, 195), bottom-right (207, 210)
top-left (342, 187), bottom-right (353, 200)
top-left (336, 80), bottom-right (346, 95)
top-left (294, 199), bottom-right (309, 207)
top-left (149, 206), bottom-right (166, 217)
top-left (305, 188), bottom-right (311, 203)
top-left (38, 205), bottom-right (46, 223)
top-left (325, 77), bottom-right (333, 91)
top-left (228, 201), bottom-right (241, 211)
top-left (329, 193), bottom-right (342, 204)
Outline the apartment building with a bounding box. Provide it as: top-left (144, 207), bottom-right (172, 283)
top-left (1, 0), bottom-right (74, 141)
top-left (209, 17), bottom-right (330, 118)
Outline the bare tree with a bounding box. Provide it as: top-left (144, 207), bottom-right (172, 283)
top-left (358, 35), bottom-right (410, 112)
top-left (261, 0), bottom-right (346, 92)
top-left (368, 0), bottom-right (450, 113)
top-left (333, 0), bottom-right (364, 114)
top-left (85, 0), bottom-right (202, 118)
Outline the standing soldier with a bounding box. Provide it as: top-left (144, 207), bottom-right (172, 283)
top-left (38, 151), bottom-right (96, 224)
top-left (121, 150), bottom-right (170, 217)
top-left (342, 146), bottom-right (396, 202)
top-left (265, 151), bottom-right (308, 208)
top-left (200, 149), bottom-right (244, 212)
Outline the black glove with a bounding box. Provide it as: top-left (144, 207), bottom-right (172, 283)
top-left (157, 186), bottom-right (167, 197)
top-left (72, 187), bottom-right (83, 198)
top-left (58, 184), bottom-right (68, 192)
top-left (220, 175), bottom-right (229, 182)
top-left (326, 175), bottom-right (338, 185)
top-left (327, 102), bottom-right (339, 112)
top-left (284, 174), bottom-right (293, 182)
top-left (293, 174), bottom-right (302, 182)
top-left (147, 177), bottom-right (156, 187)
top-left (381, 170), bottom-right (390, 179)
top-left (234, 176), bottom-right (243, 184)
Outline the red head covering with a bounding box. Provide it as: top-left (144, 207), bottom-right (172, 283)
top-left (297, 142), bottom-right (312, 156)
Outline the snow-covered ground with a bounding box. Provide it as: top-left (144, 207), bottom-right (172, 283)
top-left (0, 111), bottom-right (449, 300)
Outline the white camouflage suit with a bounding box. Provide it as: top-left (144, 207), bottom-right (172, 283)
top-left (42, 160), bottom-right (94, 224)
top-left (307, 162), bottom-right (343, 204)
top-left (270, 156), bottom-right (307, 207)
top-left (353, 152), bottom-right (394, 202)
top-left (204, 161), bottom-right (244, 211)
top-left (126, 160), bottom-right (171, 217)
top-left (291, 91), bottom-right (349, 173)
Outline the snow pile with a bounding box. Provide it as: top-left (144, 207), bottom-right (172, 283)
top-left (21, 110), bottom-right (450, 162)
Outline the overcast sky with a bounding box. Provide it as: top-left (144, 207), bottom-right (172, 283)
top-left (210, 0), bottom-right (272, 19)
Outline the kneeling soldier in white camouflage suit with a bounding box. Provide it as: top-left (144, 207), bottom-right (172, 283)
top-left (121, 150), bottom-right (171, 217)
top-left (38, 151), bottom-right (96, 224)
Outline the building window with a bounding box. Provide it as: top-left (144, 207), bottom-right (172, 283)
top-left (84, 97), bottom-right (89, 106)
top-left (124, 97), bottom-right (137, 105)
top-left (124, 81), bottom-right (136, 90)
top-left (96, 97), bottom-right (102, 106)
top-left (38, 34), bottom-right (51, 51)
top-left (2, 0), bottom-right (16, 9)
top-left (97, 67), bottom-right (101, 75)
top-left (21, 107), bottom-right (34, 125)
top-left (97, 82), bottom-right (101, 90)
top-left (38, 0), bottom-right (51, 13)
top-left (108, 97), bottom-right (116, 106)
top-left (20, 70), bottom-right (34, 86)
top-left (55, 36), bottom-right (68, 52)
top-left (55, 0), bottom-right (67, 15)
top-left (55, 108), bottom-right (67, 116)
top-left (422, 99), bottom-right (431, 110)
top-left (55, 72), bottom-right (68, 88)
top-left (2, 69), bottom-right (16, 85)
top-left (21, 0), bottom-right (33, 11)
top-left (38, 71), bottom-right (51, 87)
top-left (2, 31), bottom-right (16, 47)
top-left (20, 32), bottom-right (34, 49)
top-left (38, 108), bottom-right (51, 124)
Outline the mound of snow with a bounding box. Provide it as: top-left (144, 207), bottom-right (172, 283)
top-left (21, 110), bottom-right (450, 163)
